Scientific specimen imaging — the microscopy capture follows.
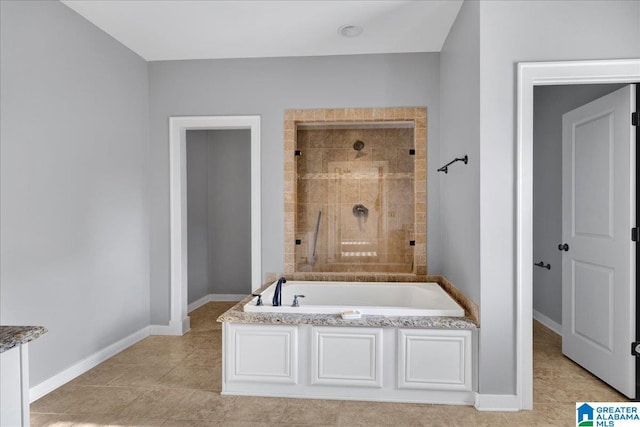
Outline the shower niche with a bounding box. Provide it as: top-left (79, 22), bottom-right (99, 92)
top-left (284, 108), bottom-right (427, 276)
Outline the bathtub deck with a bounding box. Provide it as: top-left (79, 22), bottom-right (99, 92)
top-left (217, 282), bottom-right (477, 330)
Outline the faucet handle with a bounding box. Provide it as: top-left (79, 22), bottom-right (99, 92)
top-left (251, 293), bottom-right (263, 306)
top-left (292, 294), bottom-right (305, 307)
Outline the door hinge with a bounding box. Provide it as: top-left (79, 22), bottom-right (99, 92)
top-left (632, 112), bottom-right (639, 126)
top-left (632, 227), bottom-right (640, 242)
top-left (632, 342), bottom-right (640, 357)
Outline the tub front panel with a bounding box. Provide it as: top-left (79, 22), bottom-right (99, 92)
top-left (311, 326), bottom-right (383, 388)
top-left (397, 329), bottom-right (472, 391)
top-left (224, 324), bottom-right (298, 385)
top-left (222, 323), bottom-right (477, 405)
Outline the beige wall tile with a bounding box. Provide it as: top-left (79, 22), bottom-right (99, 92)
top-left (285, 107), bottom-right (427, 276)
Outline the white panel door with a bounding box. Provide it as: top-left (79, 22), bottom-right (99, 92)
top-left (561, 85), bottom-right (636, 398)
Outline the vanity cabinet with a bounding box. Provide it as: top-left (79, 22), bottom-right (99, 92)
top-left (0, 326), bottom-right (47, 427)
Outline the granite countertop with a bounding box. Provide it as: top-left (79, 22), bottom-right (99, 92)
top-left (217, 290), bottom-right (478, 330)
top-left (0, 326), bottom-right (48, 353)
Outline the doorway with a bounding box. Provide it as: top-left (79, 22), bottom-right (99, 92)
top-left (168, 116), bottom-right (261, 336)
top-left (532, 83), bottom-right (632, 398)
top-left (517, 59), bottom-right (640, 409)
top-left (186, 129), bottom-right (252, 311)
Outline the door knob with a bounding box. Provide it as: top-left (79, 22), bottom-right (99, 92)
top-left (558, 243), bottom-right (569, 251)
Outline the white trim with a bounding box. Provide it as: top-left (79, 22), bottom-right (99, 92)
top-left (188, 294), bottom-right (212, 312)
top-left (222, 389), bottom-right (476, 405)
top-left (188, 293), bottom-right (245, 312)
top-left (149, 319), bottom-right (189, 336)
top-left (532, 309), bottom-right (562, 336)
top-left (29, 326), bottom-right (150, 402)
top-left (474, 393), bottom-right (520, 412)
top-left (169, 115), bottom-right (262, 336)
top-left (209, 294), bottom-right (246, 301)
top-left (516, 58), bottom-right (640, 410)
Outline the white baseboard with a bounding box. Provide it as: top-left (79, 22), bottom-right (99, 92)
top-left (188, 294), bottom-right (212, 312)
top-left (29, 326), bottom-right (150, 403)
top-left (474, 393), bottom-right (520, 411)
top-left (532, 309), bottom-right (562, 336)
top-left (149, 317), bottom-right (190, 336)
top-left (188, 293), bottom-right (245, 312)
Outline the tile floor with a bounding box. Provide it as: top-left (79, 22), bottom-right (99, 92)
top-left (31, 302), bottom-right (630, 426)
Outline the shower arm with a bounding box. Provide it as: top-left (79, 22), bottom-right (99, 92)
top-left (437, 155), bottom-right (468, 174)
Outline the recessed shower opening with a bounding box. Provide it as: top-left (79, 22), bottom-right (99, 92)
top-left (283, 108), bottom-right (427, 276)
top-left (295, 122), bottom-right (415, 273)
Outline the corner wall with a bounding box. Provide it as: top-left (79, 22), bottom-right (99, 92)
top-left (439, 0), bottom-right (481, 305)
top-left (478, 0), bottom-right (640, 394)
top-left (0, 1), bottom-right (150, 387)
top-left (186, 131), bottom-right (210, 303)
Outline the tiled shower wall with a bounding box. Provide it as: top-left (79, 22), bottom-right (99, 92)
top-left (296, 127), bottom-right (414, 273)
top-left (284, 108), bottom-right (427, 276)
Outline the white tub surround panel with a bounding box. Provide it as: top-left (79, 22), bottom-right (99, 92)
top-left (311, 327), bottom-right (383, 388)
top-left (398, 329), bottom-right (473, 392)
top-left (222, 323), bottom-right (475, 404)
top-left (226, 324), bottom-right (298, 384)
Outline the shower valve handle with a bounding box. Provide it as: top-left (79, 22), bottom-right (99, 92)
top-left (292, 295), bottom-right (305, 307)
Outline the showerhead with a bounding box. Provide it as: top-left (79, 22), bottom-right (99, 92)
top-left (353, 140), bottom-right (365, 151)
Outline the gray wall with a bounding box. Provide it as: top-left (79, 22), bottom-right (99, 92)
top-left (187, 129), bottom-right (252, 304)
top-left (186, 132), bottom-right (210, 303)
top-left (207, 130), bottom-right (252, 295)
top-left (475, 0), bottom-right (640, 394)
top-left (0, 0), bottom-right (149, 386)
top-left (439, 0), bottom-right (481, 305)
top-left (532, 84), bottom-right (625, 326)
top-left (439, 0), bottom-right (639, 396)
top-left (148, 53), bottom-right (442, 323)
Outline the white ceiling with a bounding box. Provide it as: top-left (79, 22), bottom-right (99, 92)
top-left (60, 0), bottom-right (463, 62)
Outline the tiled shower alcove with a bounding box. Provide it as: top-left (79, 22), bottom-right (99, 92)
top-left (283, 107), bottom-right (427, 276)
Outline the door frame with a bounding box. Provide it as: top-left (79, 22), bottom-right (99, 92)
top-left (168, 115), bottom-right (261, 335)
top-left (516, 59), bottom-right (640, 409)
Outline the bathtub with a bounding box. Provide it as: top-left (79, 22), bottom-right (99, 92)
top-left (223, 279), bottom-right (477, 404)
top-left (244, 281), bottom-right (465, 317)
